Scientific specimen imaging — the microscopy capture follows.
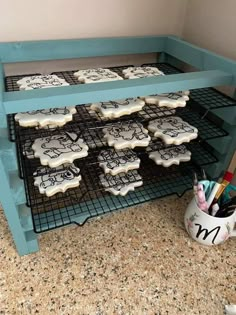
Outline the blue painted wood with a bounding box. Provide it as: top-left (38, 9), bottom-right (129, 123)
top-left (212, 107), bottom-right (236, 125)
top-left (0, 155), bottom-right (38, 255)
top-left (0, 63), bottom-right (7, 128)
top-left (0, 36), bottom-right (166, 63)
top-left (3, 70), bottom-right (232, 113)
top-left (207, 135), bottom-right (232, 155)
top-left (166, 36), bottom-right (236, 84)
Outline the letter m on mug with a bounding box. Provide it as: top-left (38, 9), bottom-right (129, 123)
top-left (195, 224), bottom-right (221, 244)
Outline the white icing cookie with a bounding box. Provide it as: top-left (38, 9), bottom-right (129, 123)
top-left (32, 132), bottom-right (89, 168)
top-left (138, 104), bottom-right (176, 119)
top-left (90, 98), bottom-right (145, 119)
top-left (146, 141), bottom-right (191, 167)
top-left (122, 66), bottom-right (164, 79)
top-left (100, 170), bottom-right (143, 196)
top-left (82, 128), bottom-right (107, 149)
top-left (143, 91), bottom-right (190, 108)
top-left (22, 140), bottom-right (35, 159)
top-left (148, 116), bottom-right (198, 145)
top-left (33, 163), bottom-right (82, 197)
top-left (17, 75), bottom-right (69, 90)
top-left (74, 68), bottom-right (123, 83)
top-left (15, 107), bottom-right (77, 128)
top-left (103, 122), bottom-right (151, 150)
top-left (98, 148), bottom-right (140, 176)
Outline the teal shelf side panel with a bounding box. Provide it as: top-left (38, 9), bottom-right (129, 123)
top-left (3, 70), bottom-right (232, 113)
top-left (166, 36), bottom-right (236, 85)
top-left (212, 107), bottom-right (236, 126)
top-left (0, 155), bottom-right (38, 256)
top-left (0, 36), bottom-right (166, 63)
top-left (0, 63), bottom-right (7, 128)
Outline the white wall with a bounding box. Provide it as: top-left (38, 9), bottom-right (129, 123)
top-left (183, 0), bottom-right (236, 60)
top-left (0, 0), bottom-right (188, 74)
top-left (0, 0), bottom-right (187, 41)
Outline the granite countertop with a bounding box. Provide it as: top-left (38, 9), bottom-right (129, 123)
top-left (0, 192), bottom-right (235, 315)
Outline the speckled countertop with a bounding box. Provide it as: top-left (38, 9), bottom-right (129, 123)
top-left (0, 192), bottom-right (235, 315)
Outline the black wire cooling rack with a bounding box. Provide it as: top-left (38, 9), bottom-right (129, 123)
top-left (5, 62), bottom-right (233, 233)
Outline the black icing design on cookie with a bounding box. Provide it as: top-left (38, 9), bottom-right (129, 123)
top-left (34, 165), bottom-right (80, 190)
top-left (98, 149), bottom-right (138, 170)
top-left (100, 98), bottom-right (135, 109)
top-left (26, 108), bottom-right (70, 116)
top-left (41, 134), bottom-right (84, 159)
top-left (155, 117), bottom-right (195, 138)
top-left (148, 142), bottom-right (188, 161)
top-left (106, 122), bottom-right (149, 141)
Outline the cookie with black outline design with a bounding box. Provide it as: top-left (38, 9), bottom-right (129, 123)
top-left (148, 116), bottom-right (198, 145)
top-left (100, 170), bottom-right (143, 196)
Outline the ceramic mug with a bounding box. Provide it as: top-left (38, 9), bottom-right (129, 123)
top-left (184, 197), bottom-right (236, 245)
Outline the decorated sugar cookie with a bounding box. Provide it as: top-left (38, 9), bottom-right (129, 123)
top-left (74, 68), bottom-right (123, 83)
top-left (82, 128), bottom-right (107, 149)
top-left (146, 141), bottom-right (191, 167)
top-left (148, 116), bottom-right (198, 145)
top-left (17, 75), bottom-right (69, 90)
top-left (100, 170), bottom-right (143, 196)
top-left (103, 122), bottom-right (151, 150)
top-left (32, 132), bottom-right (89, 168)
top-left (90, 98), bottom-right (145, 119)
top-left (33, 163), bottom-right (82, 197)
top-left (15, 107), bottom-right (77, 128)
top-left (143, 91), bottom-right (190, 108)
top-left (122, 66), bottom-right (164, 79)
top-left (98, 148), bottom-right (140, 176)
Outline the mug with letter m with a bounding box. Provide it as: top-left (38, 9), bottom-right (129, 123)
top-left (184, 197), bottom-right (236, 245)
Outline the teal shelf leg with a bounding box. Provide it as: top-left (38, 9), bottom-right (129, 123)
top-left (0, 155), bottom-right (39, 256)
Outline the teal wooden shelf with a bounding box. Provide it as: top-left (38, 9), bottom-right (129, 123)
top-left (0, 35), bottom-right (235, 256)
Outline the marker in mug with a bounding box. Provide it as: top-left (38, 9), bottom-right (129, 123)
top-left (211, 203), bottom-right (219, 217)
top-left (206, 182), bottom-right (221, 211)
